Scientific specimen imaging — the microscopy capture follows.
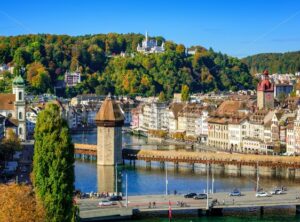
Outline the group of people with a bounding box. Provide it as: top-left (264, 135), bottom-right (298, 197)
top-left (76, 191), bottom-right (111, 199)
top-left (176, 201), bottom-right (187, 207)
top-left (148, 201), bottom-right (156, 208)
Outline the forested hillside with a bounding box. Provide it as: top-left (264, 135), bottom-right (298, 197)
top-left (0, 34), bottom-right (254, 97)
top-left (242, 51), bottom-right (300, 75)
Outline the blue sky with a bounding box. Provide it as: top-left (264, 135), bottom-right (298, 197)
top-left (0, 0), bottom-right (300, 57)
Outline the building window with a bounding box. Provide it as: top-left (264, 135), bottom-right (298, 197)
top-left (19, 92), bottom-right (22, 101)
top-left (19, 127), bottom-right (22, 135)
top-left (19, 112), bottom-right (23, 119)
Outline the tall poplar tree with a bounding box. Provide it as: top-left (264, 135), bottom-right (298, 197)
top-left (181, 84), bottom-right (190, 102)
top-left (33, 103), bottom-right (76, 222)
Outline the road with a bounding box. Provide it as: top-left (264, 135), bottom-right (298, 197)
top-left (77, 188), bottom-right (300, 213)
top-left (16, 142), bottom-right (34, 184)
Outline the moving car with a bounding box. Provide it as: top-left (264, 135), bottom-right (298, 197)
top-left (270, 189), bottom-right (283, 195)
top-left (256, 191), bottom-right (271, 197)
top-left (108, 195), bottom-right (123, 201)
top-left (229, 189), bottom-right (241, 196)
top-left (193, 193), bottom-right (207, 199)
top-left (184, 193), bottom-right (197, 198)
top-left (98, 199), bottom-right (114, 206)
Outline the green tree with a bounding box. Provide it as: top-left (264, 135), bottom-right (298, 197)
top-left (181, 84), bottom-right (190, 102)
top-left (33, 103), bottom-right (76, 222)
top-left (176, 44), bottom-right (185, 55)
top-left (158, 91), bottom-right (167, 102)
top-left (278, 92), bottom-right (287, 104)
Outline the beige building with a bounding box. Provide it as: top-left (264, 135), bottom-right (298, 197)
top-left (207, 100), bottom-right (249, 151)
top-left (177, 103), bottom-right (204, 137)
top-left (167, 103), bottom-right (184, 132)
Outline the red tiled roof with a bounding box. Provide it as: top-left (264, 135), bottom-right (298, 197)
top-left (0, 94), bottom-right (15, 111)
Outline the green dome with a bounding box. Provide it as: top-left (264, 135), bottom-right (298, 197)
top-left (13, 75), bottom-right (25, 85)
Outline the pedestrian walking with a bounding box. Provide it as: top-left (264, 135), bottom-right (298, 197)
top-left (153, 201), bottom-right (156, 208)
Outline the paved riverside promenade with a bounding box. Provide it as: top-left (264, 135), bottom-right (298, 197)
top-left (77, 188), bottom-right (300, 221)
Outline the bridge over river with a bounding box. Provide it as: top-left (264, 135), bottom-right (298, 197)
top-left (77, 189), bottom-right (300, 221)
top-left (74, 143), bottom-right (300, 169)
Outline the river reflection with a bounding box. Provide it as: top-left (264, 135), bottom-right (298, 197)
top-left (74, 159), bottom-right (300, 195)
top-left (73, 131), bottom-right (300, 195)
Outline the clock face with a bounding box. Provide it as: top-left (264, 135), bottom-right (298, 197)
top-left (266, 93), bottom-right (272, 100)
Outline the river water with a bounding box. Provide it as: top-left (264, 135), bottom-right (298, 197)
top-left (72, 130), bottom-right (300, 221)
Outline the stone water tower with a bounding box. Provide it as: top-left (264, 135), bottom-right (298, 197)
top-left (95, 95), bottom-right (124, 165)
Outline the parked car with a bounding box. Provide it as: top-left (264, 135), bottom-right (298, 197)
top-left (109, 195), bottom-right (123, 201)
top-left (256, 191), bottom-right (271, 197)
top-left (98, 199), bottom-right (114, 206)
top-left (229, 189), bottom-right (241, 196)
top-left (193, 193), bottom-right (207, 199)
top-left (270, 189), bottom-right (283, 195)
top-left (184, 193), bottom-right (197, 198)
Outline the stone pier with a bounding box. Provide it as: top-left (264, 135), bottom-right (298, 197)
top-left (178, 162), bottom-right (193, 172)
top-left (295, 169), bottom-right (300, 179)
top-left (224, 164), bottom-right (241, 176)
top-left (286, 168), bottom-right (295, 179)
top-left (258, 166), bottom-right (275, 177)
top-left (211, 164), bottom-right (225, 175)
top-left (241, 165), bottom-right (256, 176)
top-left (276, 167), bottom-right (287, 178)
top-left (194, 163), bottom-right (207, 174)
top-left (146, 160), bottom-right (151, 169)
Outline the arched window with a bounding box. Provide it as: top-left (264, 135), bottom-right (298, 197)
top-left (19, 127), bottom-right (22, 135)
top-left (18, 92), bottom-right (22, 101)
top-left (19, 112), bottom-right (22, 120)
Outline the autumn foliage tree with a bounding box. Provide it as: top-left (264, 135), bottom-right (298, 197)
top-left (0, 129), bottom-right (21, 162)
top-left (0, 184), bottom-right (46, 222)
top-left (33, 103), bottom-right (76, 222)
top-left (26, 62), bottom-right (51, 93)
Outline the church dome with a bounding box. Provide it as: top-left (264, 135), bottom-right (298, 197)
top-left (13, 75), bottom-right (25, 86)
top-left (95, 95), bottom-right (124, 127)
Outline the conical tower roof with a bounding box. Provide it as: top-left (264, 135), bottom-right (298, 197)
top-left (12, 75), bottom-right (25, 86)
top-left (95, 95), bottom-right (124, 127)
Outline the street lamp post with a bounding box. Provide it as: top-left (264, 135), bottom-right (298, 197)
top-left (115, 164), bottom-right (118, 195)
top-left (206, 163), bottom-right (209, 209)
top-left (212, 166), bottom-right (214, 194)
top-left (125, 173), bottom-right (128, 207)
top-left (165, 162), bottom-right (168, 196)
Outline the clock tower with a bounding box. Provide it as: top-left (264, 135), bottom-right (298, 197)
top-left (257, 70), bottom-right (274, 109)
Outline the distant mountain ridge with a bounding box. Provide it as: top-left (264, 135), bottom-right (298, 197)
top-left (242, 51), bottom-right (300, 75)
